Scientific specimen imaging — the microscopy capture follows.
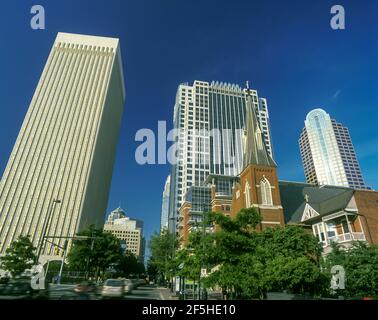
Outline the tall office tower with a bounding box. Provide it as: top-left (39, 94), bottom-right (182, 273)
top-left (168, 80), bottom-right (274, 232)
top-left (160, 175), bottom-right (170, 232)
top-left (0, 33), bottom-right (126, 258)
top-left (299, 108), bottom-right (367, 189)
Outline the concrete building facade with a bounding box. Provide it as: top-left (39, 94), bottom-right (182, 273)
top-left (0, 33), bottom-right (125, 258)
top-left (104, 207), bottom-right (144, 260)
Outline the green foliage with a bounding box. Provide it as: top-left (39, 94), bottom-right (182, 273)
top-left (115, 251), bottom-right (145, 277)
top-left (46, 260), bottom-right (64, 272)
top-left (148, 230), bottom-right (179, 282)
top-left (234, 207), bottom-right (263, 231)
top-left (0, 235), bottom-right (37, 277)
top-left (178, 208), bottom-right (327, 299)
top-left (146, 260), bottom-right (158, 279)
top-left (67, 225), bottom-right (123, 279)
top-left (265, 255), bottom-right (328, 296)
top-left (175, 247), bottom-right (201, 281)
top-left (323, 242), bottom-right (378, 298)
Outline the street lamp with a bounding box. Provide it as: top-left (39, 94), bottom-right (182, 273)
top-left (198, 204), bottom-right (208, 300)
top-left (36, 198), bottom-right (62, 264)
top-left (168, 216), bottom-right (177, 293)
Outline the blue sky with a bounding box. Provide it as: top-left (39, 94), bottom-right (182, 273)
top-left (0, 0), bottom-right (377, 258)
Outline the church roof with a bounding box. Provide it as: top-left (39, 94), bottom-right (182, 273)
top-left (242, 88), bottom-right (276, 169)
top-left (279, 181), bottom-right (354, 224)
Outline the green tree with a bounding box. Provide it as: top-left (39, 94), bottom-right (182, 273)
top-left (115, 251), bottom-right (145, 277)
top-left (148, 230), bottom-right (179, 285)
top-left (67, 225), bottom-right (122, 280)
top-left (146, 260), bottom-right (158, 280)
top-left (202, 208), bottom-right (266, 299)
top-left (0, 235), bottom-right (37, 277)
top-left (323, 242), bottom-right (378, 298)
top-left (178, 208), bottom-right (327, 299)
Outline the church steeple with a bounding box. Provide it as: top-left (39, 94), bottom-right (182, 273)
top-left (242, 81), bottom-right (276, 169)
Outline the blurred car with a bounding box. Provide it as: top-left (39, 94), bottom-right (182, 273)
top-left (0, 278), bottom-right (47, 300)
top-left (74, 281), bottom-right (97, 294)
top-left (130, 278), bottom-right (139, 289)
top-left (123, 279), bottom-right (133, 294)
top-left (72, 281), bottom-right (97, 299)
top-left (130, 278), bottom-right (145, 289)
top-left (101, 279), bottom-right (124, 299)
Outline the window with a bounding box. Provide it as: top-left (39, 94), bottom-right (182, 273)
top-left (260, 177), bottom-right (273, 205)
top-left (244, 182), bottom-right (251, 208)
top-left (326, 223), bottom-right (336, 238)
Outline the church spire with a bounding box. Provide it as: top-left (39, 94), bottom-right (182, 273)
top-left (242, 81), bottom-right (276, 169)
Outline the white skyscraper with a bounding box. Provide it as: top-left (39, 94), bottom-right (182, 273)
top-left (160, 175), bottom-right (170, 232)
top-left (168, 80), bottom-right (274, 232)
top-left (0, 33), bottom-right (126, 258)
top-left (299, 108), bottom-right (367, 189)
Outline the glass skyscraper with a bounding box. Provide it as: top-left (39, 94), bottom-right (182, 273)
top-left (168, 80), bottom-right (274, 232)
top-left (299, 108), bottom-right (368, 190)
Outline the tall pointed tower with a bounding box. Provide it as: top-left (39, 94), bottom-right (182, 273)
top-left (231, 82), bottom-right (284, 228)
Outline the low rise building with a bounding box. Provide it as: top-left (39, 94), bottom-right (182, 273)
top-left (280, 181), bottom-right (378, 254)
top-left (104, 207), bottom-right (145, 260)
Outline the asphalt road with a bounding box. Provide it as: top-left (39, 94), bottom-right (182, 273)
top-left (124, 285), bottom-right (161, 300)
top-left (47, 284), bottom-right (163, 300)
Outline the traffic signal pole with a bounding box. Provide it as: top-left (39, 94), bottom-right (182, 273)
top-left (58, 240), bottom-right (68, 284)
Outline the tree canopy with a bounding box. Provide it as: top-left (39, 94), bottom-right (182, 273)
top-left (322, 242), bottom-right (378, 299)
top-left (148, 229), bottom-right (179, 284)
top-left (177, 208), bottom-right (327, 299)
top-left (67, 225), bottom-right (123, 280)
top-left (0, 235), bottom-right (37, 277)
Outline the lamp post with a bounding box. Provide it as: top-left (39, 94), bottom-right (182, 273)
top-left (36, 198), bottom-right (62, 265)
top-left (168, 216), bottom-right (177, 293)
top-left (198, 205), bottom-right (207, 300)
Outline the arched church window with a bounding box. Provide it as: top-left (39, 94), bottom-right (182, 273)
top-left (244, 181), bottom-right (251, 208)
top-left (260, 177), bottom-right (273, 205)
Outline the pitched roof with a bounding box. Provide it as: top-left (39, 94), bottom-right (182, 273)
top-left (242, 89), bottom-right (276, 169)
top-left (279, 181), bottom-right (354, 224)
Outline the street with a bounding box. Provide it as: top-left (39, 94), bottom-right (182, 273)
top-left (124, 285), bottom-right (163, 300)
top-left (46, 284), bottom-right (174, 300)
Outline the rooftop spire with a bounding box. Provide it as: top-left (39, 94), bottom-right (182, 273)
top-left (242, 84), bottom-right (276, 169)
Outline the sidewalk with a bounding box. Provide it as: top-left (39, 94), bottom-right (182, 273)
top-left (157, 287), bottom-right (179, 300)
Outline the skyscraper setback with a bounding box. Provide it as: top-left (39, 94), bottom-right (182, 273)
top-left (168, 80), bottom-right (274, 232)
top-left (299, 108), bottom-right (367, 189)
top-left (0, 33), bottom-right (126, 257)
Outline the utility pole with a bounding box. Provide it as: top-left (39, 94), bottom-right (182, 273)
top-left (57, 239), bottom-right (68, 284)
top-left (197, 204), bottom-right (207, 300)
top-left (41, 235), bottom-right (97, 283)
top-left (86, 231), bottom-right (95, 280)
top-left (168, 217), bottom-right (176, 293)
top-left (35, 198), bottom-right (62, 265)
